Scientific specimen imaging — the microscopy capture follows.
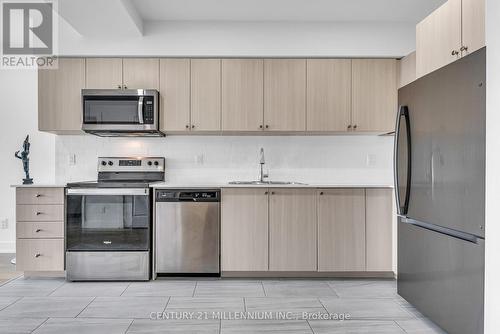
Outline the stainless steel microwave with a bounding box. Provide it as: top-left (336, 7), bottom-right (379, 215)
top-left (81, 89), bottom-right (164, 137)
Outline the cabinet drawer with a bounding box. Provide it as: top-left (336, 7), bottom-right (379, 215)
top-left (16, 188), bottom-right (64, 205)
top-left (16, 239), bottom-right (64, 271)
top-left (16, 204), bottom-right (64, 222)
top-left (17, 222), bottom-right (64, 239)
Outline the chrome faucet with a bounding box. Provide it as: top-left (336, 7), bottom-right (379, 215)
top-left (259, 148), bottom-right (269, 182)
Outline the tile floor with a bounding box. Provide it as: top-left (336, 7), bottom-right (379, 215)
top-left (0, 277), bottom-right (447, 333)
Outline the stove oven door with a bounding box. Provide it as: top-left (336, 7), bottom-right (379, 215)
top-left (66, 188), bottom-right (150, 251)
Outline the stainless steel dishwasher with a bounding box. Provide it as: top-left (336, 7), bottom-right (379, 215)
top-left (155, 189), bottom-right (220, 275)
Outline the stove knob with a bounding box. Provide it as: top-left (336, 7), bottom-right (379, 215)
top-left (147, 161), bottom-right (153, 166)
top-left (154, 161), bottom-right (159, 166)
top-left (101, 161), bottom-right (107, 166)
top-left (108, 161), bottom-right (113, 166)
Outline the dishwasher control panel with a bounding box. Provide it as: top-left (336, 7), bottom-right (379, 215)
top-left (156, 189), bottom-right (220, 202)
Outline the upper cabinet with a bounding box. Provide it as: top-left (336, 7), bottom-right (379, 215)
top-left (190, 59), bottom-right (222, 132)
top-left (352, 59), bottom-right (397, 133)
top-left (39, 58), bottom-right (85, 134)
top-left (86, 58), bottom-right (159, 89)
top-left (85, 58), bottom-right (122, 89)
top-left (306, 59), bottom-right (351, 132)
top-left (416, 0), bottom-right (485, 78)
top-left (159, 59), bottom-right (191, 132)
top-left (222, 59), bottom-right (264, 132)
top-left (264, 59), bottom-right (306, 132)
top-left (398, 51), bottom-right (417, 89)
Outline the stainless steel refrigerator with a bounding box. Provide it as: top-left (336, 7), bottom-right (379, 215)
top-left (396, 47), bottom-right (485, 334)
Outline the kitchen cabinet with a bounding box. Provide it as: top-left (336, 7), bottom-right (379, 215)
top-left (269, 188), bottom-right (317, 271)
top-left (366, 188), bottom-right (394, 271)
top-left (38, 58), bottom-right (85, 133)
top-left (416, 0), bottom-right (461, 78)
top-left (15, 187), bottom-right (65, 273)
top-left (398, 51), bottom-right (417, 88)
top-left (317, 189), bottom-right (366, 271)
top-left (416, 0), bottom-right (484, 78)
top-left (159, 59), bottom-right (191, 132)
top-left (352, 59), bottom-right (397, 133)
top-left (221, 188), bottom-right (269, 271)
top-left (222, 59), bottom-right (264, 132)
top-left (191, 59), bottom-right (222, 131)
top-left (306, 59), bottom-right (352, 132)
top-left (462, 0), bottom-right (485, 56)
top-left (122, 58), bottom-right (160, 89)
top-left (264, 59), bottom-right (306, 132)
top-left (85, 58), bottom-right (123, 89)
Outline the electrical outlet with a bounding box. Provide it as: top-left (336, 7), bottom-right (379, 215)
top-left (0, 219), bottom-right (8, 229)
top-left (68, 154), bottom-right (76, 166)
top-left (366, 154), bottom-right (377, 167)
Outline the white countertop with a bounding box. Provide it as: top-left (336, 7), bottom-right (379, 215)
top-left (151, 183), bottom-right (393, 189)
top-left (11, 184), bottom-right (67, 188)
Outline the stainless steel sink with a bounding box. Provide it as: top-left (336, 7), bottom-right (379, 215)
top-left (228, 181), bottom-right (307, 185)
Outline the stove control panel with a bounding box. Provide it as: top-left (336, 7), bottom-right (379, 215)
top-left (98, 157), bottom-right (165, 172)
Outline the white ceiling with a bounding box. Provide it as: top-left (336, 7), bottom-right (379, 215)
top-left (131, 0), bottom-right (446, 23)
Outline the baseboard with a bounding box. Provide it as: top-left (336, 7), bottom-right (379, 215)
top-left (221, 271), bottom-right (395, 278)
top-left (23, 271), bottom-right (66, 278)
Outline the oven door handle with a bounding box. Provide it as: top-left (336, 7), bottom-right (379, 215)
top-left (138, 96), bottom-right (144, 124)
top-left (66, 188), bottom-right (149, 196)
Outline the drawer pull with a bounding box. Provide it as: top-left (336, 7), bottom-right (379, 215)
top-left (35, 194), bottom-right (42, 198)
top-left (34, 253), bottom-right (41, 258)
top-left (35, 229), bottom-right (42, 233)
top-left (36, 212), bottom-right (43, 216)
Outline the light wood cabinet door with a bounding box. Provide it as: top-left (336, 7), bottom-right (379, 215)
top-left (398, 51), bottom-right (417, 89)
top-left (462, 0), bottom-right (485, 56)
top-left (191, 59), bottom-right (221, 131)
top-left (85, 58), bottom-right (123, 89)
top-left (16, 204), bottom-right (64, 222)
top-left (306, 59), bottom-right (352, 132)
top-left (222, 59), bottom-right (264, 131)
top-left (16, 188), bottom-right (64, 205)
top-left (159, 59), bottom-right (191, 132)
top-left (264, 59), bottom-right (306, 131)
top-left (221, 188), bottom-right (269, 271)
top-left (122, 58), bottom-right (159, 89)
top-left (416, 0), bottom-right (462, 78)
top-left (38, 58), bottom-right (85, 133)
top-left (318, 189), bottom-right (366, 272)
top-left (352, 59), bottom-right (397, 133)
top-left (269, 188), bottom-right (317, 271)
top-left (366, 188), bottom-right (394, 271)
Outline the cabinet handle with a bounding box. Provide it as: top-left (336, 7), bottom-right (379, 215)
top-left (319, 191), bottom-right (324, 195)
top-left (36, 212), bottom-right (42, 216)
top-left (353, 125), bottom-right (357, 130)
top-left (265, 125), bottom-right (269, 129)
top-left (117, 85), bottom-right (122, 89)
top-left (35, 194), bottom-right (42, 198)
top-left (34, 253), bottom-right (41, 258)
top-left (460, 46), bottom-right (468, 52)
top-left (451, 50), bottom-right (459, 56)
top-left (35, 229), bottom-right (42, 233)
top-left (191, 125), bottom-right (195, 129)
top-left (264, 191), bottom-right (268, 195)
top-left (123, 85), bottom-right (127, 89)
top-left (347, 125), bottom-right (352, 130)
top-left (185, 125), bottom-right (190, 129)
top-left (259, 125), bottom-right (263, 129)
top-left (271, 191), bottom-right (275, 195)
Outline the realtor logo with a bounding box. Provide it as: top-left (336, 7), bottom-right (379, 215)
top-left (1, 0), bottom-right (58, 69)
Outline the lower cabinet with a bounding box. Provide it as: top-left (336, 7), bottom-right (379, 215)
top-left (15, 187), bottom-right (65, 273)
top-left (221, 188), bottom-right (269, 271)
top-left (220, 187), bottom-right (393, 275)
top-left (269, 188), bottom-right (317, 271)
top-left (318, 188), bottom-right (366, 271)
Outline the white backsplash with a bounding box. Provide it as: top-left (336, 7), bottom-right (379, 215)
top-left (55, 135), bottom-right (394, 185)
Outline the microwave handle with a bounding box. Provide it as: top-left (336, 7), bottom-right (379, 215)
top-left (138, 96), bottom-right (144, 124)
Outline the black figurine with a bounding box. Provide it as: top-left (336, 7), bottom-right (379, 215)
top-left (14, 135), bottom-right (33, 184)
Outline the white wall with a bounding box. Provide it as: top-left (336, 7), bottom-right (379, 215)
top-left (484, 0), bottom-right (500, 332)
top-left (55, 135), bottom-right (394, 185)
top-left (0, 70), bottom-right (55, 253)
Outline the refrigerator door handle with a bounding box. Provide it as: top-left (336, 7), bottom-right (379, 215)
top-left (401, 217), bottom-right (482, 244)
top-left (394, 105), bottom-right (412, 215)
